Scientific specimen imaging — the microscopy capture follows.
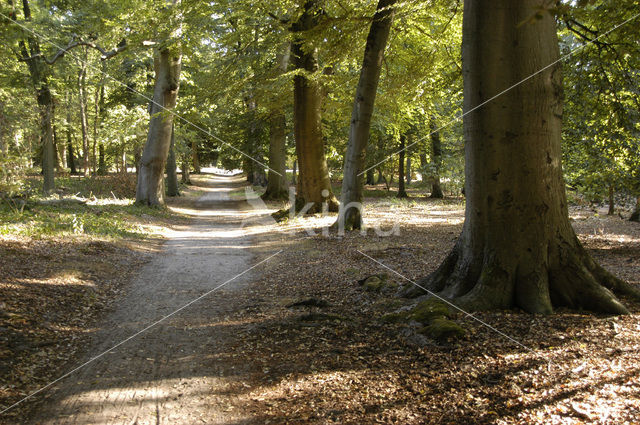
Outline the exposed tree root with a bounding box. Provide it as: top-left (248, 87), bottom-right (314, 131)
top-left (404, 238), bottom-right (637, 315)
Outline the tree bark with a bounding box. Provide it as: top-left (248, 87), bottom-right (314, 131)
top-left (406, 150), bottom-right (412, 185)
top-left (67, 131), bottom-right (77, 175)
top-left (165, 125), bottom-right (180, 197)
top-left (78, 55), bottom-right (90, 177)
top-left (244, 95), bottom-right (267, 186)
top-left (191, 141), bottom-right (200, 174)
top-left (263, 44), bottom-right (290, 200)
top-left (366, 168), bottom-right (375, 185)
top-left (607, 185), bottom-right (615, 215)
top-left (0, 100), bottom-right (6, 157)
top-left (396, 134), bottom-right (407, 198)
top-left (94, 64), bottom-right (106, 175)
top-left (181, 157), bottom-right (191, 184)
top-left (291, 0), bottom-right (338, 213)
top-left (410, 0), bottom-right (636, 314)
top-left (336, 0), bottom-right (396, 228)
top-left (53, 108), bottom-right (63, 172)
top-left (630, 197), bottom-right (640, 222)
top-left (292, 160), bottom-right (297, 185)
top-left (135, 47), bottom-right (182, 206)
top-left (429, 118), bottom-right (444, 198)
top-left (11, 0), bottom-right (55, 193)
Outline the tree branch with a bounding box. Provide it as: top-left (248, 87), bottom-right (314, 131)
top-left (20, 36), bottom-right (127, 65)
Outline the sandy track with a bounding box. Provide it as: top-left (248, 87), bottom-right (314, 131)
top-left (27, 174), bottom-right (260, 425)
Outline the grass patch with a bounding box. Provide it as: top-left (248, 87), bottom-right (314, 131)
top-left (0, 200), bottom-right (172, 239)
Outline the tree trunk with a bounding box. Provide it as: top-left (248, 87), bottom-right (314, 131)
top-left (78, 58), bottom-right (90, 177)
top-left (263, 44), bottom-right (290, 200)
top-left (181, 157), bottom-right (191, 184)
top-left (630, 197), bottom-right (640, 222)
top-left (165, 125), bottom-right (180, 197)
top-left (607, 185), bottom-right (615, 215)
top-left (244, 95), bottom-right (267, 187)
top-left (406, 149), bottom-right (412, 185)
top-left (10, 0), bottom-right (54, 193)
top-left (337, 0), bottom-right (396, 228)
top-left (40, 100), bottom-right (55, 193)
top-left (292, 160), bottom-right (297, 185)
top-left (67, 131), bottom-right (77, 175)
top-left (0, 102), bottom-right (6, 157)
top-left (411, 0), bottom-right (636, 314)
top-left (366, 168), bottom-right (375, 185)
top-left (53, 112), bottom-right (63, 172)
top-left (135, 47), bottom-right (182, 206)
top-left (429, 118), bottom-right (444, 198)
top-left (396, 134), bottom-right (407, 198)
top-left (98, 144), bottom-right (105, 174)
top-left (191, 141), bottom-right (200, 174)
top-left (292, 0), bottom-right (338, 213)
top-left (94, 65), bottom-right (106, 175)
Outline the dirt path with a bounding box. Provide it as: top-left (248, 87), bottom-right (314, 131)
top-left (27, 174), bottom-right (261, 425)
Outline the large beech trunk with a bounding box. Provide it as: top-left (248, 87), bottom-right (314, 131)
top-left (337, 0), bottom-right (396, 228)
top-left (292, 0), bottom-right (338, 213)
top-left (412, 0), bottom-right (638, 314)
top-left (263, 44), bottom-right (290, 200)
top-left (135, 48), bottom-right (181, 206)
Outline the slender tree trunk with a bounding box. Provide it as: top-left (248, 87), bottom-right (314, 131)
top-left (77, 58), bottom-right (90, 177)
top-left (53, 109), bottom-right (63, 172)
top-left (411, 0), bottom-right (636, 314)
top-left (366, 168), bottom-right (375, 185)
top-left (0, 101), bottom-right (6, 157)
top-left (607, 185), bottom-right (615, 215)
top-left (419, 152), bottom-right (427, 169)
top-left (337, 0), bottom-right (396, 228)
top-left (292, 0), bottom-right (338, 213)
top-left (263, 44), bottom-right (290, 200)
top-left (67, 131), bottom-right (77, 175)
top-left (94, 64), bottom-right (106, 175)
top-left (396, 134), bottom-right (407, 198)
top-left (181, 157), bottom-right (191, 184)
top-left (406, 148), bottom-right (412, 185)
top-left (135, 46), bottom-right (182, 206)
top-left (630, 197), bottom-right (640, 222)
top-left (191, 141), bottom-right (200, 174)
top-left (292, 160), bottom-right (297, 185)
top-left (376, 167), bottom-right (383, 185)
top-left (165, 125), bottom-right (180, 197)
top-left (429, 118), bottom-right (444, 198)
top-left (244, 95), bottom-right (267, 186)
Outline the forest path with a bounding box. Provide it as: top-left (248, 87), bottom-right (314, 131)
top-left (28, 174), bottom-right (261, 425)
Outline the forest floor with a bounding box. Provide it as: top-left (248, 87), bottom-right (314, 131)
top-left (1, 174), bottom-right (639, 424)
